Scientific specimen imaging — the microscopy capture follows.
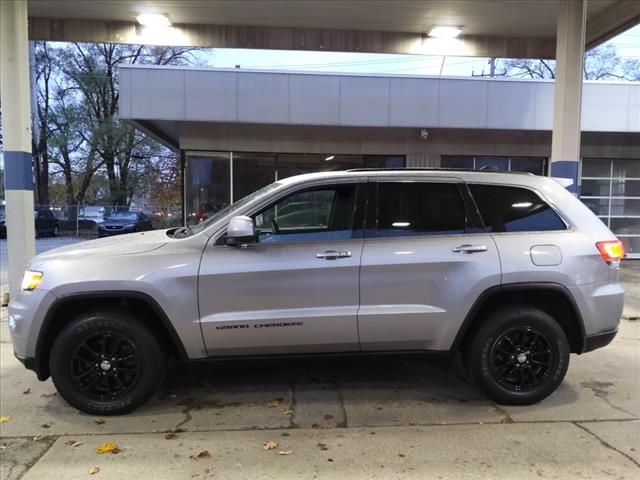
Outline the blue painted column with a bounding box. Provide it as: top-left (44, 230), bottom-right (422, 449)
top-left (550, 0), bottom-right (587, 193)
top-left (1, 1), bottom-right (36, 300)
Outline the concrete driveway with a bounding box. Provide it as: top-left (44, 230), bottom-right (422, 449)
top-left (0, 264), bottom-right (638, 479)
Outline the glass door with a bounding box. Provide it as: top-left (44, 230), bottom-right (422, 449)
top-left (581, 158), bottom-right (640, 258)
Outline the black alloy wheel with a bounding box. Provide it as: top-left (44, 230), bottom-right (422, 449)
top-left (489, 326), bottom-right (554, 392)
top-left (50, 310), bottom-right (166, 415)
top-left (69, 331), bottom-right (142, 401)
top-left (466, 305), bottom-right (569, 405)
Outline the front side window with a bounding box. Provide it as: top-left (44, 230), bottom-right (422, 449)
top-left (254, 185), bottom-right (358, 243)
top-left (373, 182), bottom-right (467, 237)
top-left (469, 184), bottom-right (567, 233)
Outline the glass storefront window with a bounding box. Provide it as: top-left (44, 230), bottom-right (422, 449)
top-left (184, 151), bottom-right (405, 225)
top-left (185, 152), bottom-right (231, 224)
top-left (580, 158), bottom-right (640, 258)
top-left (440, 155), bottom-right (546, 175)
top-left (233, 153), bottom-right (276, 201)
top-left (276, 154), bottom-right (363, 179)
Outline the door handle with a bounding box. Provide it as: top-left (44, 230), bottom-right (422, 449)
top-left (452, 244), bottom-right (488, 254)
top-left (316, 250), bottom-right (352, 260)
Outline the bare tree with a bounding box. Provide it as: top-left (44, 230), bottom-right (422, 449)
top-left (494, 44), bottom-right (638, 81)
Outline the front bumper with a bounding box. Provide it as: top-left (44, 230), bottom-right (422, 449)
top-left (8, 289), bottom-right (58, 369)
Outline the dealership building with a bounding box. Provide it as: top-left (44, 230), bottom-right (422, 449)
top-left (118, 65), bottom-right (640, 257)
top-left (2, 0), bottom-right (640, 295)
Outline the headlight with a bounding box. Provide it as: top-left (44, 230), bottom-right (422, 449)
top-left (21, 270), bottom-right (43, 291)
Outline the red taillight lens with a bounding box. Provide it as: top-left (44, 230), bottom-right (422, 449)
top-left (596, 240), bottom-right (624, 263)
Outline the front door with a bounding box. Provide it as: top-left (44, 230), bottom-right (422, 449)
top-left (198, 182), bottom-right (365, 356)
top-left (358, 179), bottom-right (501, 352)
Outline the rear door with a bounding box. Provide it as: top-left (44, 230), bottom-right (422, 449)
top-left (358, 178), bottom-right (501, 352)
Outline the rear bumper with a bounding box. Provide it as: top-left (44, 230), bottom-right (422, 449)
top-left (583, 327), bottom-right (618, 353)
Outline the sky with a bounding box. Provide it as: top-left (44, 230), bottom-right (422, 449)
top-left (194, 24), bottom-right (640, 77)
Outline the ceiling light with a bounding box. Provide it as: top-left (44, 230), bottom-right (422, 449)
top-left (136, 13), bottom-right (172, 27)
top-left (427, 26), bottom-right (462, 39)
top-left (324, 155), bottom-right (335, 161)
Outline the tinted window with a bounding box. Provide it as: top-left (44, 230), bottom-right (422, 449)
top-left (254, 185), bottom-right (358, 243)
top-left (375, 183), bottom-right (466, 237)
top-left (469, 184), bottom-right (566, 233)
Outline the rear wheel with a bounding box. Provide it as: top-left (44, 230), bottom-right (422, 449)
top-left (466, 306), bottom-right (569, 405)
top-left (50, 310), bottom-right (166, 415)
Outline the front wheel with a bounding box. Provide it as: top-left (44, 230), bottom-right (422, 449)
top-left (50, 310), bottom-right (166, 415)
top-left (466, 306), bottom-right (569, 405)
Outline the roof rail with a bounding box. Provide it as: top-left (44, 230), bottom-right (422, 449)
top-left (346, 167), bottom-right (535, 175)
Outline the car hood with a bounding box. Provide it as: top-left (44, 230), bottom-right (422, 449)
top-left (30, 229), bottom-right (171, 265)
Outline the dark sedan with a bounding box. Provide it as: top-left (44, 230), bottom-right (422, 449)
top-left (0, 209), bottom-right (59, 238)
top-left (98, 211), bottom-right (153, 237)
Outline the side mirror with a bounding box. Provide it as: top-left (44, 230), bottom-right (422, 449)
top-left (225, 215), bottom-right (257, 246)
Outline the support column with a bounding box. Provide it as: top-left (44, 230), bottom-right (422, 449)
top-left (1, 1), bottom-right (36, 299)
top-left (550, 0), bottom-right (587, 193)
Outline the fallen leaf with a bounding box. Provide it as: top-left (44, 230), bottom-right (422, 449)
top-left (89, 467), bottom-right (100, 475)
top-left (197, 450), bottom-right (210, 458)
top-left (41, 424), bottom-right (50, 429)
top-left (408, 422), bottom-right (417, 426)
top-left (267, 398), bottom-right (282, 408)
top-left (376, 406), bottom-right (383, 410)
top-left (278, 450), bottom-right (292, 455)
top-left (311, 423), bottom-right (321, 429)
top-left (23, 388), bottom-right (31, 395)
top-left (71, 441), bottom-right (83, 448)
top-left (0, 416), bottom-right (12, 423)
top-left (283, 409), bottom-right (294, 415)
top-left (96, 442), bottom-right (120, 454)
top-left (327, 458), bottom-right (334, 462)
top-left (164, 432), bottom-right (177, 440)
top-left (398, 453), bottom-right (406, 458)
top-left (281, 432), bottom-right (290, 437)
top-left (94, 419), bottom-right (106, 425)
top-left (263, 441), bottom-right (278, 450)
top-left (324, 414), bottom-right (334, 421)
top-left (317, 443), bottom-right (328, 451)
top-left (33, 435), bottom-right (43, 442)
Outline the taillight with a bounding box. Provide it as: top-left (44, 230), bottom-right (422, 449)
top-left (596, 240), bottom-right (624, 266)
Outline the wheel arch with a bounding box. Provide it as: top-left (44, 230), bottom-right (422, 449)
top-left (34, 291), bottom-right (189, 380)
top-left (453, 283), bottom-right (587, 355)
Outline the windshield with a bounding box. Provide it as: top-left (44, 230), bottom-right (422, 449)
top-left (108, 212), bottom-right (139, 221)
top-left (184, 182), bottom-right (282, 237)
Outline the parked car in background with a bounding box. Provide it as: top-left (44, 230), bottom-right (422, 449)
top-left (98, 211), bottom-right (153, 237)
top-left (79, 206), bottom-right (106, 225)
top-left (0, 209), bottom-right (59, 238)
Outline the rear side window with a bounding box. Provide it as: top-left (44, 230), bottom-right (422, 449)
top-left (374, 182), bottom-right (466, 237)
top-left (469, 184), bottom-right (567, 233)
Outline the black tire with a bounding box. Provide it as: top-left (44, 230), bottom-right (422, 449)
top-left (466, 305), bottom-right (569, 405)
top-left (50, 310), bottom-right (166, 415)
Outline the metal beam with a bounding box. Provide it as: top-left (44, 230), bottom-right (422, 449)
top-left (586, 0), bottom-right (640, 50)
top-left (28, 17), bottom-right (557, 59)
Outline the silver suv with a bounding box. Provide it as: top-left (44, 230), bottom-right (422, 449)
top-left (9, 169), bottom-right (625, 414)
